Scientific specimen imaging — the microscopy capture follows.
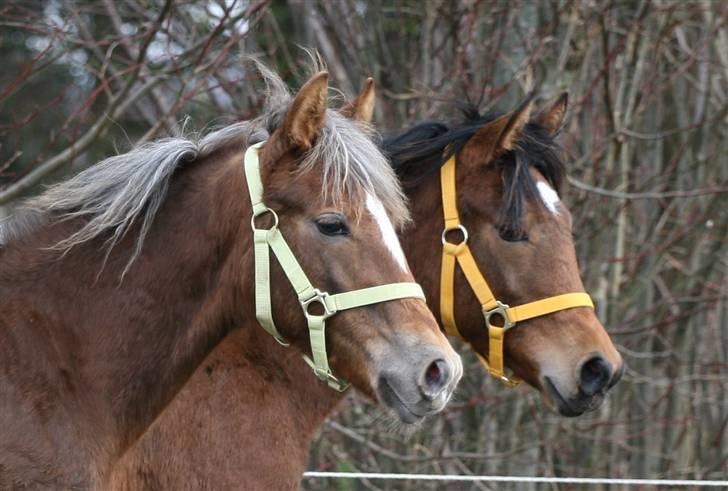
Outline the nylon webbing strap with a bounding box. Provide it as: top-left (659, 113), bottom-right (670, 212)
top-left (301, 283), bottom-right (425, 390)
top-left (330, 283), bottom-right (424, 311)
top-left (244, 142), bottom-right (428, 391)
top-left (508, 293), bottom-right (593, 322)
top-left (440, 156), bottom-right (498, 334)
top-left (266, 227), bottom-right (316, 300)
top-left (247, 142), bottom-right (288, 345)
top-left (245, 142), bottom-right (269, 216)
top-left (303, 316), bottom-right (332, 386)
top-left (253, 229), bottom-right (287, 344)
top-left (439, 154), bottom-right (595, 386)
top-left (441, 152), bottom-right (460, 229)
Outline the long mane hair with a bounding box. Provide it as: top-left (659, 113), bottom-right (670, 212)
top-left (383, 105), bottom-right (566, 238)
top-left (1, 62), bottom-right (409, 278)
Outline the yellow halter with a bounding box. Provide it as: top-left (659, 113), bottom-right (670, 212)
top-left (439, 154), bottom-right (594, 387)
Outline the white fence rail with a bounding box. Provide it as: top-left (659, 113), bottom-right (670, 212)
top-left (303, 472), bottom-right (728, 487)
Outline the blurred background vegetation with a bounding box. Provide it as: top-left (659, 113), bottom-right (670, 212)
top-left (1, 0), bottom-right (726, 489)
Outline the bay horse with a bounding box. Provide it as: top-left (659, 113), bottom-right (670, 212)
top-left (109, 79), bottom-right (623, 490)
top-left (0, 70), bottom-right (462, 489)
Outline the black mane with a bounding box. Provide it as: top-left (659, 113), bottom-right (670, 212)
top-left (382, 104), bottom-right (566, 239)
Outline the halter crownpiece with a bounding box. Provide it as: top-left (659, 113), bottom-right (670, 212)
top-left (244, 141), bottom-right (427, 391)
top-left (439, 154), bottom-right (594, 387)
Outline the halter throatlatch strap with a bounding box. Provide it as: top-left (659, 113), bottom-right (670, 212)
top-left (439, 154), bottom-right (594, 387)
top-left (245, 142), bottom-right (426, 391)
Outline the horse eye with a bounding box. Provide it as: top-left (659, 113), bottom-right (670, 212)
top-left (315, 214), bottom-right (350, 237)
top-left (497, 226), bottom-right (528, 243)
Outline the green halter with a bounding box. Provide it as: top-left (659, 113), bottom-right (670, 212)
top-left (244, 141), bottom-right (426, 391)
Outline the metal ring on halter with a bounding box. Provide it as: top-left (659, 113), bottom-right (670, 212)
top-left (441, 224), bottom-right (469, 246)
top-left (250, 208), bottom-right (279, 231)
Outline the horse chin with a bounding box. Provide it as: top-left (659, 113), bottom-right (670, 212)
top-left (375, 376), bottom-right (429, 425)
top-left (543, 377), bottom-right (605, 417)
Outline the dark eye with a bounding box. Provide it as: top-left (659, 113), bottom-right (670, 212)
top-left (315, 214), bottom-right (350, 237)
top-left (497, 225), bottom-right (528, 243)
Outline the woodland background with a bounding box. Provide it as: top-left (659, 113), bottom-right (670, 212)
top-left (0, 1), bottom-right (726, 490)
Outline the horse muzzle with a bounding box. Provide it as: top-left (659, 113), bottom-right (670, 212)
top-left (375, 350), bottom-right (462, 424)
top-left (544, 358), bottom-right (624, 417)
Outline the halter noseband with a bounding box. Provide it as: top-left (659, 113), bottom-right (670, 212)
top-left (245, 141), bottom-right (426, 391)
top-left (439, 154), bottom-right (594, 387)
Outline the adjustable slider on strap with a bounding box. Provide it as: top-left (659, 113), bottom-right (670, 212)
top-left (482, 300), bottom-right (515, 332)
top-left (300, 288), bottom-right (336, 319)
top-left (481, 301), bottom-right (522, 387)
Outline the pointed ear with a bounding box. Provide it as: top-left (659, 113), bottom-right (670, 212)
top-left (340, 77), bottom-right (376, 123)
top-left (279, 71), bottom-right (329, 151)
top-left (536, 92), bottom-right (568, 135)
top-left (461, 93), bottom-right (535, 164)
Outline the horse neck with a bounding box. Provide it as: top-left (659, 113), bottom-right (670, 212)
top-left (0, 146), bottom-right (254, 475)
top-left (97, 147), bottom-right (257, 454)
top-left (222, 324), bottom-right (346, 435)
top-left (195, 331), bottom-right (345, 490)
top-left (109, 318), bottom-right (345, 490)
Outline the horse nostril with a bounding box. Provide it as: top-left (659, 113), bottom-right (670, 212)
top-left (420, 359), bottom-right (449, 400)
top-left (608, 362), bottom-right (625, 389)
top-left (579, 356), bottom-right (612, 396)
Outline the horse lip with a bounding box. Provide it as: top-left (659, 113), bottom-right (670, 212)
top-left (377, 376), bottom-right (428, 424)
top-left (544, 377), bottom-right (603, 417)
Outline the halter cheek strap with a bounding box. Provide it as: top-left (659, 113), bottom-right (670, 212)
top-left (245, 142), bottom-right (426, 391)
top-left (439, 154), bottom-right (594, 387)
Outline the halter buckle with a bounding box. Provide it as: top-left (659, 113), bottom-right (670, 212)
top-left (251, 207), bottom-right (279, 231)
top-left (302, 355), bottom-right (350, 391)
top-left (300, 288), bottom-right (336, 319)
top-left (483, 301), bottom-right (515, 331)
top-left (498, 373), bottom-right (521, 387)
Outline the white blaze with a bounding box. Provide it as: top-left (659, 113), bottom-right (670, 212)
top-left (537, 181), bottom-right (560, 215)
top-left (365, 193), bottom-right (409, 272)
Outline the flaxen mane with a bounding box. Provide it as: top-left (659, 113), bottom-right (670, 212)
top-left (0, 63), bottom-right (408, 276)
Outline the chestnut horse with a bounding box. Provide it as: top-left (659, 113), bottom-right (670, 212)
top-left (109, 80), bottom-right (623, 490)
top-left (0, 71), bottom-right (462, 489)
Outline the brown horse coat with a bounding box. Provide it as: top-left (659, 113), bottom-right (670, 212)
top-left (0, 71), bottom-right (459, 489)
top-left (109, 90), bottom-right (622, 490)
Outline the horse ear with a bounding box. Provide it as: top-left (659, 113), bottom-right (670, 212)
top-left (279, 71), bottom-right (329, 151)
top-left (340, 78), bottom-right (376, 123)
top-left (536, 92), bottom-right (568, 135)
top-left (461, 93), bottom-right (535, 164)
